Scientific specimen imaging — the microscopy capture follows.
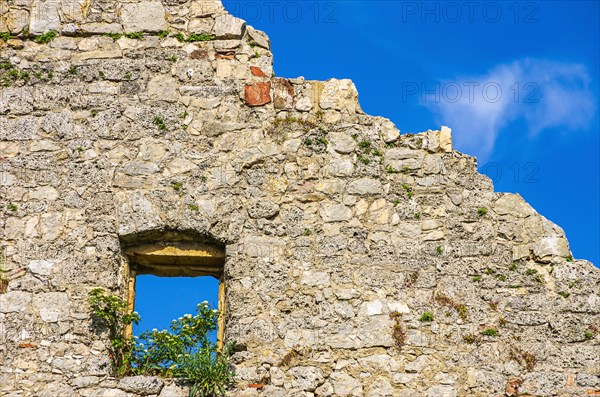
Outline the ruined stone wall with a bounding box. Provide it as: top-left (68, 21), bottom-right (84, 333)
top-left (1, 1), bottom-right (599, 396)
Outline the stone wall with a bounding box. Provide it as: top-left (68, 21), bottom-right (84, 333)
top-left (1, 1), bottom-right (599, 396)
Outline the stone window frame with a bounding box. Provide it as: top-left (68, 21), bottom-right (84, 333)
top-left (121, 242), bottom-right (226, 350)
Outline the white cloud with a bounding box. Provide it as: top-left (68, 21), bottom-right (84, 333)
top-left (425, 58), bottom-right (595, 160)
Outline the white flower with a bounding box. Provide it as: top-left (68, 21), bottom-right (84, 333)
top-left (152, 328), bottom-right (158, 332)
top-left (184, 314), bottom-right (192, 318)
top-left (133, 335), bottom-right (138, 339)
top-left (212, 309), bottom-right (218, 312)
top-left (178, 317), bottom-right (183, 321)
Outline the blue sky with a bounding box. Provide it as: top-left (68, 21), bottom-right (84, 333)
top-left (135, 0), bottom-right (599, 334)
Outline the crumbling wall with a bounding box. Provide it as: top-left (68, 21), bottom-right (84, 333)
top-left (1, 1), bottom-right (599, 396)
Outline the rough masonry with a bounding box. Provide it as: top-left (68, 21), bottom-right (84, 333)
top-left (0, 1), bottom-right (599, 396)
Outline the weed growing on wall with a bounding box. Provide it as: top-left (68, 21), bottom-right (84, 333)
top-left (89, 288), bottom-right (234, 397)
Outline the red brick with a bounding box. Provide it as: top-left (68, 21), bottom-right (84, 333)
top-left (245, 82), bottom-right (271, 106)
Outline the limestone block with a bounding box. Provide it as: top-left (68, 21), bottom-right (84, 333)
top-left (247, 26), bottom-right (270, 49)
top-left (213, 14), bottom-right (246, 39)
top-left (0, 8), bottom-right (29, 34)
top-left (28, 260), bottom-right (53, 276)
top-left (0, 291), bottom-right (32, 313)
top-left (121, 1), bottom-right (167, 33)
top-left (273, 78), bottom-right (294, 110)
top-left (33, 292), bottom-right (68, 322)
top-left (117, 376), bottom-right (164, 395)
top-left (146, 75), bottom-right (178, 102)
top-left (29, 0), bottom-right (59, 34)
top-left (320, 203), bottom-right (352, 222)
top-left (319, 79), bottom-right (359, 113)
top-left (348, 178), bottom-right (383, 195)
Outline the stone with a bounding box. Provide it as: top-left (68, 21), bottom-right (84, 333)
top-left (330, 132), bottom-right (357, 154)
top-left (245, 82), bottom-right (271, 106)
top-left (320, 79), bottom-right (359, 113)
top-left (0, 291), bottom-right (32, 313)
top-left (118, 376), bottom-right (164, 395)
top-left (320, 203), bottom-right (352, 222)
top-left (427, 385), bottom-right (456, 397)
top-left (121, 1), bottom-right (167, 33)
top-left (29, 0), bottom-right (60, 34)
top-left (33, 292), bottom-right (68, 322)
top-left (494, 194), bottom-right (535, 217)
top-left (440, 126), bottom-right (453, 152)
top-left (247, 26), bottom-right (270, 49)
top-left (273, 78), bottom-right (294, 109)
top-left (213, 14), bottom-right (246, 39)
top-left (1, 8), bottom-right (29, 34)
top-left (348, 178), bottom-right (383, 195)
top-left (28, 260), bottom-right (53, 276)
top-left (289, 366), bottom-right (324, 391)
top-left (330, 372), bottom-right (362, 396)
top-left (250, 66), bottom-right (266, 77)
top-left (147, 75), bottom-right (178, 102)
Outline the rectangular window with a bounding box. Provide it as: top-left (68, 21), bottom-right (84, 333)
top-left (122, 242), bottom-right (226, 349)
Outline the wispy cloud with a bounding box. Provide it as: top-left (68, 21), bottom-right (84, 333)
top-left (425, 58), bottom-right (595, 160)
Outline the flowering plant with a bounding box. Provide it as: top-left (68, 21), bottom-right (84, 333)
top-left (89, 290), bottom-right (234, 397)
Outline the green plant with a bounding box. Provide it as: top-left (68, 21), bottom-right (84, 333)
top-left (496, 274), bottom-right (507, 282)
top-left (533, 274), bottom-right (543, 284)
top-left (104, 32), bottom-right (123, 40)
top-left (435, 245), bottom-right (443, 255)
top-left (88, 288), bottom-right (140, 376)
top-left (558, 291), bottom-right (570, 299)
top-left (169, 55), bottom-right (178, 62)
top-left (158, 30), bottom-right (170, 39)
top-left (485, 268), bottom-right (496, 275)
top-left (402, 184), bottom-right (414, 199)
top-left (568, 278), bottom-right (581, 289)
top-left (472, 275), bottom-right (481, 282)
top-left (357, 154), bottom-right (370, 165)
top-left (303, 229), bottom-right (312, 236)
top-left (68, 66), bottom-right (77, 75)
top-left (525, 268), bottom-right (537, 276)
top-left (584, 330), bottom-right (594, 340)
top-left (372, 148), bottom-right (382, 156)
top-left (433, 292), bottom-right (468, 321)
top-left (91, 109), bottom-right (98, 117)
top-left (171, 181), bottom-right (183, 191)
top-left (481, 328), bottom-right (498, 337)
top-left (419, 311), bottom-right (434, 322)
top-left (463, 334), bottom-right (481, 345)
top-left (154, 116), bottom-right (167, 131)
top-left (509, 262), bottom-right (518, 271)
top-left (358, 140), bottom-right (371, 152)
top-left (125, 32), bottom-right (144, 39)
top-left (34, 30), bottom-right (58, 44)
top-left (566, 256), bottom-right (573, 262)
top-left (414, 212), bottom-right (421, 220)
top-left (124, 71), bottom-right (132, 80)
top-left (315, 137), bottom-right (328, 146)
top-left (0, 32), bottom-right (11, 42)
top-left (175, 32), bottom-right (215, 42)
top-left (188, 204), bottom-right (199, 211)
top-left (89, 289), bottom-right (235, 395)
top-left (7, 203), bottom-right (18, 211)
top-left (477, 207), bottom-right (488, 216)
top-left (385, 165), bottom-right (402, 174)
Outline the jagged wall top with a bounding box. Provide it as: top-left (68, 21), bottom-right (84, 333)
top-left (1, 0), bottom-right (253, 37)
